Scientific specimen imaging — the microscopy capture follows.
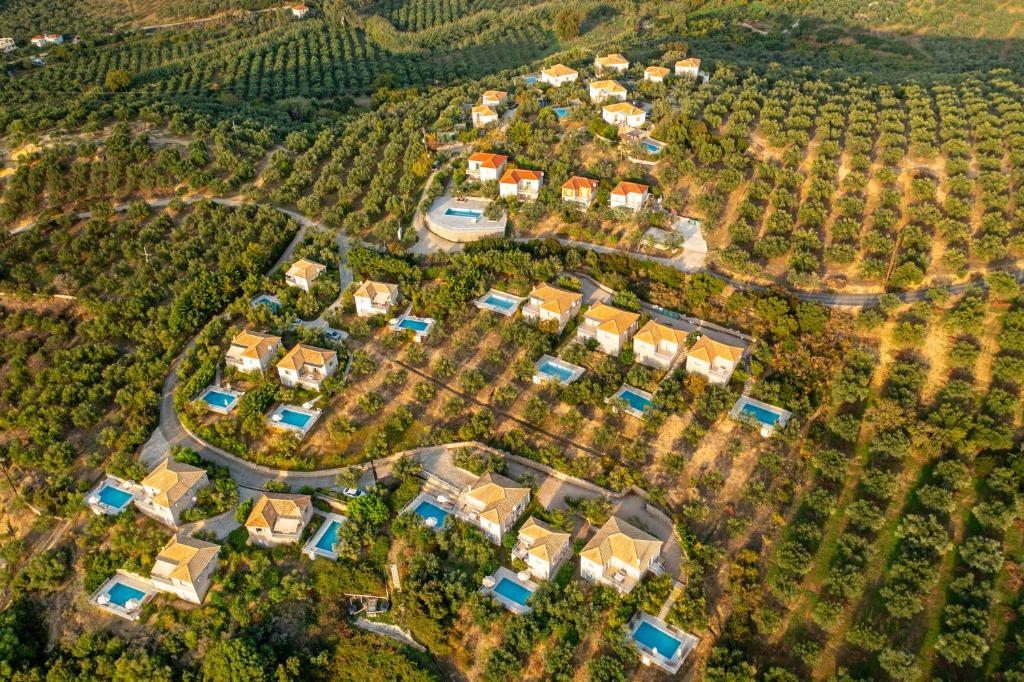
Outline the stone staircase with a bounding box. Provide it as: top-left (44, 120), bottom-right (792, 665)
top-left (390, 563), bottom-right (402, 592)
top-left (657, 580), bottom-right (685, 620)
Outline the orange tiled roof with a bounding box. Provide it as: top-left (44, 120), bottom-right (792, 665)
top-left (468, 152), bottom-right (508, 169)
top-left (688, 335), bottom-right (744, 364)
top-left (500, 168), bottom-right (543, 184)
top-left (611, 181), bottom-right (649, 196)
top-left (561, 176), bottom-right (599, 193)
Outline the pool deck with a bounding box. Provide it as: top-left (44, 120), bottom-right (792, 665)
top-left (627, 612), bottom-right (699, 674)
top-left (198, 385), bottom-right (244, 415)
top-left (532, 354), bottom-right (586, 386)
top-left (89, 571), bottom-right (158, 621)
top-left (302, 512), bottom-right (348, 560)
top-left (266, 403), bottom-right (321, 437)
top-left (85, 476), bottom-right (138, 515)
top-left (729, 395), bottom-right (792, 436)
top-left (607, 384), bottom-right (655, 419)
top-left (424, 196), bottom-right (507, 243)
top-left (480, 566), bottom-right (538, 615)
top-left (388, 314), bottom-right (435, 342)
top-left (250, 293), bottom-right (282, 310)
top-left (474, 288), bottom-right (526, 316)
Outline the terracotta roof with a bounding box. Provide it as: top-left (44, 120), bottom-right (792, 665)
top-left (354, 280), bottom-right (399, 304)
top-left (468, 152), bottom-right (508, 169)
top-left (596, 53), bottom-right (629, 66)
top-left (152, 533), bottom-right (219, 584)
top-left (245, 493), bottom-right (311, 533)
top-left (464, 472), bottom-right (530, 529)
top-left (227, 330), bottom-right (281, 361)
top-left (676, 57), bottom-right (701, 68)
top-left (277, 344), bottom-right (337, 372)
top-left (499, 168), bottom-right (543, 184)
top-left (634, 320), bottom-right (688, 349)
top-left (688, 335), bottom-right (744, 365)
top-left (482, 90), bottom-right (507, 101)
top-left (645, 66), bottom-right (671, 78)
top-left (603, 102), bottom-right (645, 117)
top-left (293, 3), bottom-right (308, 10)
top-left (518, 517), bottom-right (571, 564)
top-left (611, 181), bottom-right (649, 196)
top-left (580, 516), bottom-right (662, 570)
top-left (542, 63), bottom-right (577, 78)
top-left (561, 176), bottom-right (599, 193)
top-left (286, 258), bottom-right (326, 282)
top-left (590, 79), bottom-right (626, 93)
top-left (583, 303), bottom-right (640, 335)
top-left (529, 284), bottom-right (582, 314)
top-left (141, 458), bottom-right (206, 509)
top-left (472, 105), bottom-right (497, 117)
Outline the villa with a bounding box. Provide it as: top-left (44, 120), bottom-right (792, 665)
top-left (245, 493), bottom-right (313, 547)
top-left (633, 320), bottom-right (689, 370)
top-left (644, 66), bottom-right (671, 83)
top-left (225, 330), bottom-right (282, 374)
top-left (513, 517), bottom-right (571, 581)
top-left (522, 283), bottom-right (583, 332)
top-left (561, 176), bottom-right (600, 207)
top-left (466, 152), bottom-right (508, 182)
top-left (481, 90), bottom-right (508, 107)
top-left (285, 257), bottom-right (327, 293)
top-left (499, 168), bottom-right (543, 201)
top-left (602, 102), bottom-right (647, 128)
top-left (461, 472), bottom-right (530, 545)
top-left (686, 335), bottom-right (744, 385)
top-left (595, 53), bottom-right (629, 72)
top-left (610, 181), bottom-right (650, 211)
top-left (589, 79), bottom-right (627, 104)
top-left (580, 516), bottom-right (664, 594)
top-left (276, 344), bottom-right (338, 391)
top-left (576, 303), bottom-right (640, 357)
top-left (150, 533), bottom-right (221, 605)
top-left (354, 280), bottom-right (400, 317)
top-left (291, 3), bottom-right (309, 18)
top-left (31, 34), bottom-right (61, 48)
top-left (675, 57), bottom-right (701, 78)
top-left (471, 105), bottom-right (499, 128)
top-left (539, 63), bottom-right (578, 87)
top-left (135, 458), bottom-right (209, 528)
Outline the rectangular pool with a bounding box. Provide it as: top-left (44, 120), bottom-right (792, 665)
top-left (107, 581), bottom-right (147, 607)
top-left (620, 388), bottom-right (653, 414)
top-left (633, 620), bottom-right (682, 659)
top-left (202, 390), bottom-right (237, 409)
top-left (314, 519), bottom-right (341, 552)
top-left (445, 208), bottom-right (482, 219)
top-left (494, 577), bottom-right (534, 606)
top-left (643, 141), bottom-right (662, 153)
top-left (252, 294), bottom-right (281, 312)
top-left (96, 484), bottom-right (133, 510)
top-left (279, 408), bottom-right (313, 429)
top-left (415, 500), bottom-right (448, 527)
top-left (483, 294), bottom-right (517, 312)
top-left (399, 318), bottom-right (430, 332)
top-left (537, 359), bottom-right (575, 383)
top-left (742, 402), bottom-right (782, 426)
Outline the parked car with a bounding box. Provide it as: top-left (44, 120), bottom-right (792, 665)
top-left (342, 488), bottom-right (365, 498)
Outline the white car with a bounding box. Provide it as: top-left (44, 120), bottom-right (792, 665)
top-left (342, 488), bottom-right (365, 498)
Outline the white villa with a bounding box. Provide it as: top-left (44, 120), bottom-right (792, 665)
top-left (150, 533), bottom-right (220, 604)
top-left (539, 63), bottom-right (578, 87)
top-left (523, 283), bottom-right (583, 332)
top-left (276, 344), bottom-right (339, 391)
top-left (466, 152), bottom-right (508, 182)
top-left (245, 493), bottom-right (313, 547)
top-left (30, 34), bottom-right (62, 48)
top-left (461, 472), bottom-right (530, 545)
top-left (580, 516), bottom-right (664, 594)
top-left (576, 303), bottom-right (640, 357)
top-left (354, 280), bottom-right (400, 317)
top-left (285, 257), bottom-right (326, 293)
top-left (675, 57), bottom-right (701, 78)
top-left (633, 320), bottom-right (688, 370)
top-left (513, 517), bottom-right (571, 581)
top-left (481, 90), bottom-right (508, 107)
top-left (589, 79), bottom-right (627, 104)
top-left (472, 105), bottom-right (499, 128)
top-left (561, 176), bottom-right (600, 207)
top-left (499, 168), bottom-right (543, 201)
top-left (602, 102), bottom-right (647, 128)
top-left (291, 3), bottom-right (309, 18)
top-left (135, 458), bottom-right (208, 528)
top-left (686, 335), bottom-right (744, 385)
top-left (225, 330), bottom-right (282, 374)
top-left (594, 53), bottom-right (629, 72)
top-left (610, 181), bottom-right (650, 211)
top-left (644, 65), bottom-right (671, 83)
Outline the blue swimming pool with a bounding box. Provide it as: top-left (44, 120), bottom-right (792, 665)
top-left (494, 577), bottom-right (534, 606)
top-left (524, 75), bottom-right (538, 85)
top-left (537, 359), bottom-right (575, 383)
top-left (252, 294), bottom-right (281, 312)
top-left (203, 389), bottom-right (236, 409)
top-left (633, 621), bottom-right (682, 659)
top-left (315, 520), bottom-right (341, 552)
top-left (398, 318), bottom-right (430, 332)
top-left (742, 402), bottom-right (782, 426)
top-left (445, 207), bottom-right (482, 218)
top-left (415, 500), bottom-right (448, 527)
top-left (97, 484), bottom-right (133, 509)
top-left (553, 107), bottom-right (568, 118)
top-left (279, 408), bottom-right (313, 429)
top-left (642, 141), bottom-right (662, 153)
top-left (107, 582), bottom-right (146, 607)
top-left (483, 294), bottom-right (517, 311)
top-left (620, 388), bottom-right (653, 414)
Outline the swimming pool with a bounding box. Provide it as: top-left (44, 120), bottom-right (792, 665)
top-left (96, 484), bottom-right (133, 510)
top-left (632, 621), bottom-right (682, 659)
top-left (202, 389), bottom-right (236, 409)
top-left (619, 388), bottom-right (653, 414)
top-left (642, 141), bottom-right (662, 153)
top-left (252, 294), bottom-right (281, 312)
top-left (483, 293), bottom-right (517, 312)
top-left (279, 408), bottom-right (313, 429)
top-left (415, 500), bottom-right (448, 527)
top-left (106, 581), bottom-right (147, 607)
top-left (445, 207), bottom-right (483, 219)
top-left (537, 359), bottom-right (575, 383)
top-left (314, 519), bottom-right (341, 552)
top-left (493, 577), bottom-right (533, 606)
top-left (524, 75), bottom-right (538, 84)
top-left (742, 402), bottom-right (782, 426)
top-left (553, 107), bottom-right (568, 118)
top-left (398, 318), bottom-right (430, 332)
